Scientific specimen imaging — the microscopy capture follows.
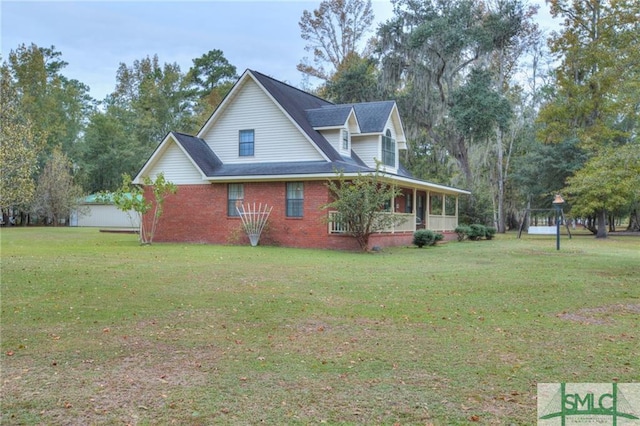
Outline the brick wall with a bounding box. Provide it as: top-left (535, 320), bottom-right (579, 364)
top-left (142, 182), bottom-right (456, 250)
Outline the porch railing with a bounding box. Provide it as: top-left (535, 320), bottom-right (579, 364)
top-left (427, 215), bottom-right (458, 231)
top-left (328, 211), bottom-right (415, 234)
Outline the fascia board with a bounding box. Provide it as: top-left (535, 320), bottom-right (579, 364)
top-left (390, 103), bottom-right (407, 145)
top-left (204, 172), bottom-right (470, 195)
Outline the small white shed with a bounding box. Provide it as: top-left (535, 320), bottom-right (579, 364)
top-left (70, 194), bottom-right (139, 228)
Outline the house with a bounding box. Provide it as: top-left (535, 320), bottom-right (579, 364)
top-left (134, 69), bottom-right (470, 250)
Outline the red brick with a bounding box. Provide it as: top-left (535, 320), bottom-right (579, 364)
top-left (141, 182), bottom-right (455, 250)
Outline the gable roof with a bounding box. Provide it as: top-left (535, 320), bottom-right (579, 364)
top-left (167, 131), bottom-right (373, 180)
top-left (306, 105), bottom-right (354, 128)
top-left (350, 101), bottom-right (395, 133)
top-left (249, 70), bottom-right (345, 162)
top-left (171, 132), bottom-right (222, 175)
top-left (135, 70), bottom-right (469, 194)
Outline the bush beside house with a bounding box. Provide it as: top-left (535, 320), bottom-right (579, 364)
top-left (412, 229), bottom-right (444, 248)
top-left (455, 224), bottom-right (496, 241)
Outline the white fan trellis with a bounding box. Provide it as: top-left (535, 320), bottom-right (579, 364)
top-left (236, 203), bottom-right (273, 247)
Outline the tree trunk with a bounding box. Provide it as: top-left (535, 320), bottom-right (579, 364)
top-left (596, 209), bottom-right (607, 238)
top-left (627, 208), bottom-right (640, 231)
top-left (496, 127), bottom-right (505, 233)
top-left (455, 135), bottom-right (473, 187)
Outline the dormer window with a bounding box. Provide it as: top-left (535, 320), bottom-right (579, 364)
top-left (342, 129), bottom-right (350, 151)
top-left (382, 129), bottom-right (395, 167)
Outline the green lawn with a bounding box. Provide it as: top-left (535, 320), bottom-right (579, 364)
top-left (1, 228), bottom-right (638, 425)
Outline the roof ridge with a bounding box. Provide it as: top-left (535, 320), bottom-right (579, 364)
top-left (172, 131), bottom-right (198, 138)
top-left (248, 69), bottom-right (334, 106)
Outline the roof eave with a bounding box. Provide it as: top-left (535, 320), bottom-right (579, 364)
top-left (204, 171), bottom-right (470, 194)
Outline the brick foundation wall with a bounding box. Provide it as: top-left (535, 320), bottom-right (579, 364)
top-left (142, 182), bottom-right (456, 250)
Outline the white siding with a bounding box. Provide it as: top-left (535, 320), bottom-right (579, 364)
top-left (320, 129), bottom-right (341, 153)
top-left (74, 205), bottom-right (139, 228)
top-left (384, 116), bottom-right (398, 140)
top-left (202, 79), bottom-right (325, 163)
top-left (351, 135), bottom-right (380, 168)
top-left (381, 116), bottom-right (399, 173)
top-left (146, 142), bottom-right (206, 184)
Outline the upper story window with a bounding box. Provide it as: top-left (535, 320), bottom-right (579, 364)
top-left (239, 129), bottom-right (254, 156)
top-left (286, 182), bottom-right (304, 217)
top-left (341, 129), bottom-right (350, 151)
top-left (382, 129), bottom-right (395, 167)
top-left (228, 183), bottom-right (244, 216)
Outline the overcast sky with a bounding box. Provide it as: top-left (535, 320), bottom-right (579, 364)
top-left (1, 0), bottom-right (559, 102)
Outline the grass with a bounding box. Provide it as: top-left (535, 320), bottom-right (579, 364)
top-left (1, 227), bottom-right (638, 425)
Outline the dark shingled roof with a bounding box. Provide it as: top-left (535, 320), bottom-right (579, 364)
top-left (350, 101), bottom-right (395, 133)
top-left (203, 160), bottom-right (373, 178)
top-left (172, 132), bottom-right (222, 176)
top-left (397, 162), bottom-right (414, 179)
top-left (250, 70), bottom-right (344, 162)
top-left (170, 131), bottom-right (374, 179)
top-left (306, 105), bottom-right (354, 128)
top-left (157, 73), bottom-right (407, 182)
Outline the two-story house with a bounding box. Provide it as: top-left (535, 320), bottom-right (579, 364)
top-left (134, 69), bottom-right (470, 250)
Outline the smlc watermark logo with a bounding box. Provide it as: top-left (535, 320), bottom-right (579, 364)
top-left (538, 383), bottom-right (640, 425)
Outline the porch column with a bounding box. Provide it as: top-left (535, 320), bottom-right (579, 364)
top-left (442, 194), bottom-right (446, 227)
top-left (413, 188), bottom-right (417, 231)
top-left (455, 196), bottom-right (459, 227)
top-left (426, 191), bottom-right (430, 229)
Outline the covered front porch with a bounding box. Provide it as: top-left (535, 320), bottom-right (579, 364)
top-left (328, 186), bottom-right (467, 235)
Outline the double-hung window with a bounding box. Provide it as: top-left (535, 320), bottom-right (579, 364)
top-left (382, 129), bottom-right (395, 167)
top-left (342, 129), bottom-right (350, 151)
top-left (239, 130), bottom-right (254, 156)
top-left (228, 183), bottom-right (244, 216)
top-left (286, 182), bottom-right (304, 218)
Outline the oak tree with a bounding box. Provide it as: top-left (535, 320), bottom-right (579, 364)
top-left (298, 0), bottom-right (375, 81)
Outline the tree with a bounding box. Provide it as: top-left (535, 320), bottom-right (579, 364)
top-left (187, 49), bottom-right (237, 98)
top-left (450, 67), bottom-right (512, 231)
top-left (324, 164), bottom-right (404, 251)
top-left (31, 147), bottom-right (84, 225)
top-left (6, 43), bottom-right (94, 163)
top-left (298, 0), bottom-right (375, 81)
top-left (451, 69), bottom-right (512, 142)
top-left (77, 109), bottom-right (144, 193)
top-left (565, 144), bottom-right (640, 234)
top-left (537, 0), bottom-right (640, 237)
top-left (321, 52), bottom-right (378, 103)
top-left (109, 173), bottom-right (177, 245)
top-left (111, 55), bottom-right (198, 152)
top-left (186, 49), bottom-right (237, 123)
top-left (378, 0), bottom-right (539, 229)
top-left (0, 64), bottom-right (40, 223)
top-left (378, 0), bottom-right (496, 186)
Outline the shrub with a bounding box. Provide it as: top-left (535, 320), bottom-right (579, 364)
top-left (455, 225), bottom-right (471, 241)
top-left (468, 224), bottom-right (487, 241)
top-left (485, 227), bottom-right (496, 240)
top-left (413, 229), bottom-right (443, 248)
top-left (455, 224), bottom-right (495, 241)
